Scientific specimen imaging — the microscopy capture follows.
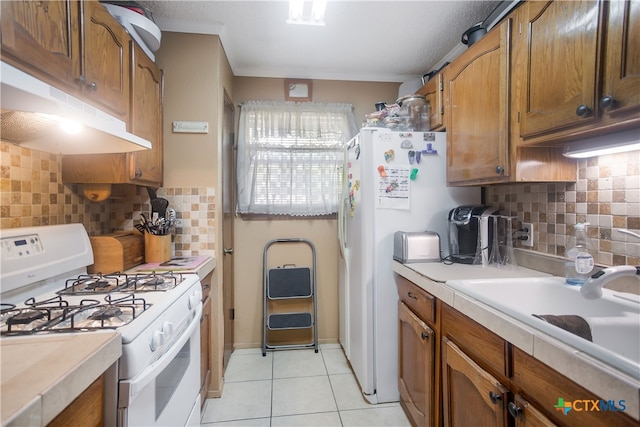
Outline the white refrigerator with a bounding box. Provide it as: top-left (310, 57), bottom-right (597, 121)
top-left (338, 128), bottom-right (480, 403)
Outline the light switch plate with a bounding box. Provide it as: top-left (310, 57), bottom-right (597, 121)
top-left (172, 121), bottom-right (209, 134)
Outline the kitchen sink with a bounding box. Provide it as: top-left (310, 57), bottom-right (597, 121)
top-left (446, 276), bottom-right (640, 380)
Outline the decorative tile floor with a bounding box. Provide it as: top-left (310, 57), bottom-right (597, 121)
top-left (201, 344), bottom-right (411, 426)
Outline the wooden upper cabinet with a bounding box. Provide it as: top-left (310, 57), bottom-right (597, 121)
top-left (81, 0), bottom-right (130, 120)
top-left (62, 43), bottom-right (163, 187)
top-left (519, 1), bottom-right (601, 137)
top-left (0, 0), bottom-right (81, 91)
top-left (1, 0), bottom-right (130, 120)
top-left (445, 19), bottom-right (511, 185)
top-left (518, 0), bottom-right (639, 140)
top-left (129, 42), bottom-right (163, 184)
top-left (417, 72), bottom-right (445, 131)
top-left (601, 0), bottom-right (640, 119)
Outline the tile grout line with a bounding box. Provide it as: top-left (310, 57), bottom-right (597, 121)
top-left (322, 347), bottom-right (346, 426)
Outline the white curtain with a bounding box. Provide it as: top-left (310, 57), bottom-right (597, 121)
top-left (237, 100), bottom-right (358, 216)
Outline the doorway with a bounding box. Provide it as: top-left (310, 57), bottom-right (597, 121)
top-left (222, 91), bottom-right (235, 369)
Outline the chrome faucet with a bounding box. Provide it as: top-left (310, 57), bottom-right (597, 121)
top-left (581, 265), bottom-right (640, 299)
top-left (580, 229), bottom-right (640, 299)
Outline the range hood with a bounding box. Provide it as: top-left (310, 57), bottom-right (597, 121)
top-left (0, 61), bottom-right (151, 154)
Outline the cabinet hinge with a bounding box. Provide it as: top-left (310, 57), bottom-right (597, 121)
top-left (517, 111), bottom-right (521, 123)
top-left (230, 308), bottom-right (235, 320)
top-left (439, 81), bottom-right (444, 91)
top-left (440, 106), bottom-right (445, 115)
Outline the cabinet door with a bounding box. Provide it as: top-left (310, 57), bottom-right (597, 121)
top-left (601, 0), bottom-right (640, 118)
top-left (417, 73), bottom-right (444, 131)
top-left (398, 301), bottom-right (435, 427)
top-left (445, 19), bottom-right (511, 185)
top-left (80, 0), bottom-right (130, 119)
top-left (129, 42), bottom-right (163, 185)
top-left (519, 1), bottom-right (601, 137)
top-left (0, 0), bottom-right (80, 90)
top-left (200, 295), bottom-right (211, 407)
top-left (509, 394), bottom-right (555, 427)
top-left (442, 338), bottom-right (508, 427)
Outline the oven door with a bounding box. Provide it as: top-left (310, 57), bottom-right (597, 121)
top-left (118, 303), bottom-right (202, 427)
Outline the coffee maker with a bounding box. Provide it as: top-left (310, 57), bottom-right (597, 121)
top-left (448, 205), bottom-right (499, 264)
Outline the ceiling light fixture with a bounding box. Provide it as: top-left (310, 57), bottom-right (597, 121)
top-left (562, 129), bottom-right (640, 158)
top-left (287, 0), bottom-right (327, 26)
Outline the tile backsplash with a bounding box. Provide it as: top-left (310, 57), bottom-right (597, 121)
top-left (2, 141), bottom-right (637, 265)
top-left (1, 142), bottom-right (216, 257)
top-left (487, 151), bottom-right (640, 267)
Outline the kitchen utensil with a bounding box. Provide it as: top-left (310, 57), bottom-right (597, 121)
top-left (146, 186), bottom-right (157, 200)
top-left (167, 208), bottom-right (177, 228)
top-left (150, 197), bottom-right (169, 218)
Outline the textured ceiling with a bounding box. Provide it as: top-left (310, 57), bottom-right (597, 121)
top-left (139, 0), bottom-right (501, 83)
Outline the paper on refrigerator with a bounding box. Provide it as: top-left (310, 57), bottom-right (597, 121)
top-left (376, 166), bottom-right (410, 209)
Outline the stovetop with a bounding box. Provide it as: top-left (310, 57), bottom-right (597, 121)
top-left (0, 224), bottom-right (204, 381)
top-left (0, 270), bottom-right (196, 337)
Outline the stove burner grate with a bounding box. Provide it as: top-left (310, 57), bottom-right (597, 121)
top-left (89, 306), bottom-right (123, 321)
top-left (130, 271), bottom-right (184, 291)
top-left (47, 293), bottom-right (152, 331)
top-left (60, 273), bottom-right (132, 295)
top-left (9, 309), bottom-right (47, 325)
top-left (1, 297), bottom-right (101, 335)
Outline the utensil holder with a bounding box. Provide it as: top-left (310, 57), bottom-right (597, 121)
top-left (144, 233), bottom-right (171, 263)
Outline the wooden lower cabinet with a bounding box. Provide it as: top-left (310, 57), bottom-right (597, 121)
top-left (48, 374), bottom-right (104, 427)
top-left (512, 346), bottom-right (637, 427)
top-left (396, 275), bottom-right (638, 427)
top-left (398, 301), bottom-right (435, 427)
top-left (442, 338), bottom-right (508, 427)
top-left (200, 272), bottom-right (213, 407)
top-left (509, 394), bottom-right (555, 427)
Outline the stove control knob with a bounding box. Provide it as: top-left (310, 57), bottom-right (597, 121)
top-left (162, 321), bottom-right (175, 336)
top-left (150, 330), bottom-right (165, 351)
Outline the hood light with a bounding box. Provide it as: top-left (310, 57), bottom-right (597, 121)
top-left (59, 118), bottom-right (83, 134)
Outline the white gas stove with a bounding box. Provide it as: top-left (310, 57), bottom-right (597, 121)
top-left (0, 224), bottom-right (202, 426)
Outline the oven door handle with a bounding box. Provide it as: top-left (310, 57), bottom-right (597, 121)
top-left (119, 302), bottom-right (202, 405)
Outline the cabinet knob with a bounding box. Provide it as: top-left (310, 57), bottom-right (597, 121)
top-left (495, 165), bottom-right (504, 175)
top-left (407, 292), bottom-right (418, 300)
top-left (135, 169), bottom-right (143, 178)
top-left (421, 331), bottom-right (430, 340)
top-left (78, 75), bottom-right (97, 90)
top-left (599, 95), bottom-right (615, 110)
top-left (489, 391), bottom-right (501, 404)
top-left (508, 402), bottom-right (522, 418)
top-left (575, 104), bottom-right (592, 117)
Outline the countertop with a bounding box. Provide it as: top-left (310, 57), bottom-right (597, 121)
top-left (393, 260), bottom-right (640, 421)
top-left (1, 331), bottom-right (121, 427)
top-left (127, 255), bottom-right (216, 280)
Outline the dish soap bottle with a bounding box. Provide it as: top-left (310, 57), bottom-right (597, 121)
top-left (564, 222), bottom-right (596, 286)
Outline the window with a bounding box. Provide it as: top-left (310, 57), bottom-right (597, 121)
top-left (237, 101), bottom-right (357, 216)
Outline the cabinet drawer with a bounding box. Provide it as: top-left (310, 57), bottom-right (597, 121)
top-left (396, 275), bottom-right (435, 324)
top-left (512, 347), bottom-right (637, 427)
top-left (442, 303), bottom-right (508, 381)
